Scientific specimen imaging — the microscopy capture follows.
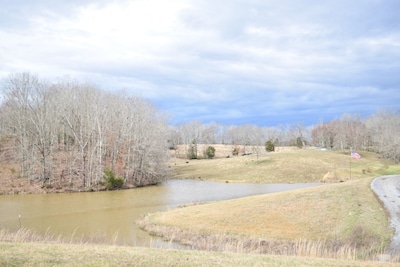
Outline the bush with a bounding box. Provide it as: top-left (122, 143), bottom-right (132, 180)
top-left (103, 168), bottom-right (124, 190)
top-left (265, 140), bottom-right (275, 152)
top-left (347, 225), bottom-right (379, 249)
top-left (205, 146), bottom-right (216, 159)
top-left (296, 137), bottom-right (303, 149)
top-left (187, 144), bottom-right (197, 159)
top-left (232, 146), bottom-right (239, 156)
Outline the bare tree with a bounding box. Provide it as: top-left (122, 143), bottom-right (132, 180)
top-left (1, 72), bottom-right (39, 182)
top-left (178, 121), bottom-right (204, 159)
top-left (249, 125), bottom-right (264, 161)
top-left (366, 109), bottom-right (400, 162)
top-left (27, 80), bottom-right (58, 186)
top-left (127, 97), bottom-right (169, 185)
top-left (311, 122), bottom-right (334, 149)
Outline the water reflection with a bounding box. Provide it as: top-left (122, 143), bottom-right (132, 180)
top-left (0, 180), bottom-right (321, 246)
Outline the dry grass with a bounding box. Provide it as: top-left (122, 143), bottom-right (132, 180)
top-left (170, 147), bottom-right (400, 183)
top-left (1, 241), bottom-right (400, 267)
top-left (2, 228), bottom-right (397, 266)
top-left (139, 177), bottom-right (392, 260)
top-left (0, 227), bottom-right (63, 243)
top-left (0, 227), bottom-right (121, 246)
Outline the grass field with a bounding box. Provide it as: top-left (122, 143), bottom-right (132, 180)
top-left (138, 147), bottom-right (400, 261)
top-left (139, 177), bottom-right (392, 259)
top-left (142, 178), bottom-right (389, 240)
top-left (171, 147), bottom-right (400, 183)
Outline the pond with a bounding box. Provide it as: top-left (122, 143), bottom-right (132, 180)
top-left (0, 179), bottom-right (321, 246)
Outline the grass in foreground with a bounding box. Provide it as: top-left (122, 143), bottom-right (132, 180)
top-left (1, 241), bottom-right (400, 267)
top-left (171, 149), bottom-right (400, 183)
top-left (139, 177), bottom-right (392, 260)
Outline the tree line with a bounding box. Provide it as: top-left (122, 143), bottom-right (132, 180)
top-left (0, 72), bottom-right (169, 189)
top-left (168, 112), bottom-right (400, 162)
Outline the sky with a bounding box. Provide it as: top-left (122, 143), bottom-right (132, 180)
top-left (0, 0), bottom-right (399, 126)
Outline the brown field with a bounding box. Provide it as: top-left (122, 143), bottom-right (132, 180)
top-left (170, 146), bottom-right (400, 183)
top-left (142, 178), bottom-right (388, 240)
top-left (139, 177), bottom-right (392, 259)
top-left (138, 147), bottom-right (400, 261)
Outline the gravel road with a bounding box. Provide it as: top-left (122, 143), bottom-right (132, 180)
top-left (371, 175), bottom-right (400, 254)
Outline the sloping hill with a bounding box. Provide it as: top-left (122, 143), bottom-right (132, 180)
top-left (140, 177), bottom-right (392, 258)
top-left (170, 147), bottom-right (399, 183)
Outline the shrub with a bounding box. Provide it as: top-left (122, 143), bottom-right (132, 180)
top-left (187, 144), bottom-right (197, 159)
top-left (103, 168), bottom-right (124, 190)
top-left (347, 225), bottom-right (379, 249)
top-left (265, 140), bottom-right (275, 152)
top-left (296, 137), bottom-right (303, 149)
top-left (205, 146), bottom-right (216, 159)
top-left (10, 168), bottom-right (17, 177)
top-left (232, 146), bottom-right (239, 156)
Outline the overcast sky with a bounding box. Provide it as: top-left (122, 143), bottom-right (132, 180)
top-left (1, 0), bottom-right (399, 126)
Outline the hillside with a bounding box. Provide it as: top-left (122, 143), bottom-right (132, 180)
top-left (170, 145), bottom-right (400, 183)
top-left (139, 177), bottom-right (392, 259)
top-left (138, 147), bottom-right (400, 260)
top-left (0, 133), bottom-right (165, 195)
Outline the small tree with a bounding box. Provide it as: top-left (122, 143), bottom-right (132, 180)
top-left (205, 146), bottom-right (216, 159)
top-left (187, 144), bottom-right (197, 159)
top-left (265, 140), bottom-right (275, 152)
top-left (296, 137), bottom-right (303, 149)
top-left (232, 145), bottom-right (240, 156)
top-left (103, 168), bottom-right (124, 190)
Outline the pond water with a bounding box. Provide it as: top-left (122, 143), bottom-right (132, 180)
top-left (0, 179), bottom-right (321, 246)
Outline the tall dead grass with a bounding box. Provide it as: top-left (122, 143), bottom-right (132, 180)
top-left (138, 218), bottom-right (388, 261)
top-left (0, 227), bottom-right (120, 246)
top-left (0, 227), bottom-right (62, 243)
top-left (1, 226), bottom-right (397, 264)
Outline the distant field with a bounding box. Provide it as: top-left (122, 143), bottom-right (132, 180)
top-left (170, 146), bottom-right (400, 183)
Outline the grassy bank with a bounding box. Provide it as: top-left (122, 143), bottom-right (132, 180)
top-left (171, 148), bottom-right (400, 183)
top-left (139, 177), bottom-right (393, 259)
top-left (1, 241), bottom-right (400, 267)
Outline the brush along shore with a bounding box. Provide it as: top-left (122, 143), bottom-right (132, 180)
top-left (138, 177), bottom-right (394, 260)
top-left (1, 227), bottom-right (398, 266)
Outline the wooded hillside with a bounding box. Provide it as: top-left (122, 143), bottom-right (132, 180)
top-left (0, 72), bottom-right (170, 191)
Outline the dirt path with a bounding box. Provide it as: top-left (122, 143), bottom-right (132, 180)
top-left (371, 175), bottom-right (400, 254)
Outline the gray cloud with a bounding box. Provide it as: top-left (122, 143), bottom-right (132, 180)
top-left (1, 0), bottom-right (399, 126)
